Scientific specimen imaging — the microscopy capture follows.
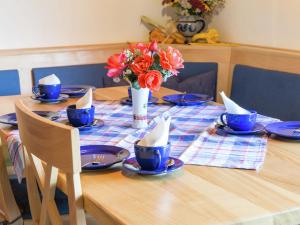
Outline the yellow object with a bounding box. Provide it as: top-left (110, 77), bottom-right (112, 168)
top-left (141, 16), bottom-right (185, 44)
top-left (150, 28), bottom-right (174, 44)
top-left (192, 28), bottom-right (220, 44)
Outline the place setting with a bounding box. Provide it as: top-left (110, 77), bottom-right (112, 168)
top-left (81, 145), bottom-right (130, 170)
top-left (215, 92), bottom-right (300, 140)
top-left (214, 92), bottom-right (265, 136)
top-left (61, 85), bottom-right (96, 98)
top-left (31, 74), bottom-right (69, 103)
top-left (265, 121), bottom-right (300, 141)
top-left (122, 116), bottom-right (184, 176)
top-left (162, 93), bottom-right (213, 106)
top-left (0, 111), bottom-right (60, 127)
top-left (120, 87), bottom-right (158, 105)
top-left (62, 88), bottom-right (104, 132)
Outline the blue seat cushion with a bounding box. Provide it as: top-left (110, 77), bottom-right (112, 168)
top-left (231, 65), bottom-right (300, 120)
top-left (10, 178), bottom-right (68, 219)
top-left (0, 70), bottom-right (20, 96)
top-left (163, 62), bottom-right (218, 99)
top-left (32, 64), bottom-right (105, 88)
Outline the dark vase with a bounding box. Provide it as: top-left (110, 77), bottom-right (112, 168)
top-left (176, 16), bottom-right (206, 43)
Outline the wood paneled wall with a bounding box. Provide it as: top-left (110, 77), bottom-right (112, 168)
top-left (1, 43), bottom-right (300, 103)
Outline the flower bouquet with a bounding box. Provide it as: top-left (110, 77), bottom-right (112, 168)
top-left (162, 0), bottom-right (225, 18)
top-left (106, 41), bottom-right (184, 128)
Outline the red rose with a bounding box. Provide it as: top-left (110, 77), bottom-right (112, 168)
top-left (138, 70), bottom-right (163, 92)
top-left (130, 54), bottom-right (153, 75)
top-left (159, 46), bottom-right (184, 75)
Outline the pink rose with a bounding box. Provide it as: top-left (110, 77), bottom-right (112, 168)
top-left (106, 53), bottom-right (127, 77)
top-left (159, 46), bottom-right (184, 75)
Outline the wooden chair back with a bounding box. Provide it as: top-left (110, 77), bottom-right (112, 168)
top-left (15, 99), bottom-right (86, 225)
top-left (0, 137), bottom-right (23, 225)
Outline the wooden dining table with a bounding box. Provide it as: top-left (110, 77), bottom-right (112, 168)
top-left (1, 86), bottom-right (300, 225)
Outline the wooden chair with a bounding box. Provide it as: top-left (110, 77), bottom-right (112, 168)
top-left (0, 137), bottom-right (23, 225)
top-left (15, 99), bottom-right (86, 225)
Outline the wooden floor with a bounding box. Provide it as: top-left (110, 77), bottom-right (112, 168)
top-left (24, 214), bottom-right (100, 225)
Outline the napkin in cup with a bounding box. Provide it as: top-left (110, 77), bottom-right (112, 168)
top-left (139, 116), bottom-right (171, 147)
top-left (39, 74), bottom-right (60, 85)
top-left (75, 88), bottom-right (93, 109)
top-left (220, 91), bottom-right (249, 114)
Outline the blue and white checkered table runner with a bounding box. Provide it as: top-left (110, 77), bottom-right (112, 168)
top-left (5, 100), bottom-right (278, 182)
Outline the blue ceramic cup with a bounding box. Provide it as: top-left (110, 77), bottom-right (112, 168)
top-left (220, 110), bottom-right (257, 131)
top-left (128, 87), bottom-right (152, 100)
top-left (32, 84), bottom-right (61, 99)
top-left (134, 141), bottom-right (170, 171)
top-left (66, 105), bottom-right (95, 127)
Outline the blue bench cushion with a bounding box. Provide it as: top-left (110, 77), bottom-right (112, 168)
top-left (231, 64), bottom-right (300, 120)
top-left (0, 70), bottom-right (20, 96)
top-left (163, 62), bottom-right (218, 99)
top-left (32, 64), bottom-right (106, 87)
top-left (32, 64), bottom-right (129, 88)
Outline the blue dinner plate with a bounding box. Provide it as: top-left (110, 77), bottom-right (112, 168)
top-left (31, 94), bottom-right (69, 103)
top-left (61, 85), bottom-right (96, 98)
top-left (0, 111), bottom-right (60, 126)
top-left (123, 157), bottom-right (184, 175)
top-left (217, 123), bottom-right (265, 135)
top-left (265, 121), bottom-right (300, 140)
top-left (162, 94), bottom-right (213, 106)
top-left (120, 97), bottom-right (159, 105)
top-left (63, 119), bottom-right (104, 131)
top-left (80, 145), bottom-right (130, 170)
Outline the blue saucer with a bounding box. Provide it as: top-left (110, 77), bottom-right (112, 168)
top-left (64, 119), bottom-right (104, 131)
top-left (265, 121), bottom-right (300, 140)
top-left (123, 157), bottom-right (184, 175)
top-left (0, 111), bottom-right (60, 126)
top-left (31, 94), bottom-right (69, 103)
top-left (120, 97), bottom-right (158, 105)
top-left (77, 119), bottom-right (104, 132)
top-left (218, 123), bottom-right (265, 135)
top-left (61, 85), bottom-right (95, 98)
top-left (162, 94), bottom-right (213, 106)
top-left (81, 145), bottom-right (130, 170)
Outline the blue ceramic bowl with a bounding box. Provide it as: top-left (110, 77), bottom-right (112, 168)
top-left (134, 141), bottom-right (170, 171)
top-left (128, 87), bottom-right (152, 100)
top-left (32, 84), bottom-right (61, 99)
top-left (220, 110), bottom-right (257, 131)
top-left (66, 105), bottom-right (95, 127)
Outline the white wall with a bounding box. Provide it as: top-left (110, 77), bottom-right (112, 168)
top-left (0, 0), bottom-right (166, 50)
top-left (210, 0), bottom-right (300, 50)
top-left (2, 0), bottom-right (300, 50)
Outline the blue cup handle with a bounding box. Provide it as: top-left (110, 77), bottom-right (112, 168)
top-left (153, 149), bottom-right (162, 170)
top-left (32, 86), bottom-right (45, 98)
top-left (220, 113), bottom-right (228, 126)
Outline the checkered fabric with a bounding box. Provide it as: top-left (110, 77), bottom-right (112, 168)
top-left (179, 115), bottom-right (279, 171)
top-left (4, 100), bottom-right (278, 182)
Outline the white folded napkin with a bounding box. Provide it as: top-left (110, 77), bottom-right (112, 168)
top-left (39, 74), bottom-right (60, 85)
top-left (139, 116), bottom-right (171, 147)
top-left (220, 91), bottom-right (249, 114)
top-left (75, 88), bottom-right (93, 109)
